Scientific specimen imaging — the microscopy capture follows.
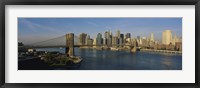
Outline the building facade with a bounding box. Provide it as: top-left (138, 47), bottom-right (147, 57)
top-left (150, 33), bottom-right (154, 42)
top-left (96, 33), bottom-right (103, 45)
top-left (162, 30), bottom-right (172, 45)
top-left (79, 33), bottom-right (87, 45)
top-left (125, 33), bottom-right (131, 39)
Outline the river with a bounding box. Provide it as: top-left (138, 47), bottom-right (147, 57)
top-left (36, 47), bottom-right (182, 70)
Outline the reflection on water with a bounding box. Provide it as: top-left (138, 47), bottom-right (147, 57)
top-left (36, 47), bottom-right (182, 70)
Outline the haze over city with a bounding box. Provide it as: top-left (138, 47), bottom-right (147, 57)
top-left (18, 18), bottom-right (182, 45)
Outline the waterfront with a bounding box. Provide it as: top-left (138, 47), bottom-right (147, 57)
top-left (36, 47), bottom-right (182, 70)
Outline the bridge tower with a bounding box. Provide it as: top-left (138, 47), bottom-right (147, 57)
top-left (66, 33), bottom-right (74, 56)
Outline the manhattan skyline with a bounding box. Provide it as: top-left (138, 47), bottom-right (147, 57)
top-left (18, 18), bottom-right (182, 44)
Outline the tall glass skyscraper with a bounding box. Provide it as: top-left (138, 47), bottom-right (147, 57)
top-left (96, 33), bottom-right (103, 45)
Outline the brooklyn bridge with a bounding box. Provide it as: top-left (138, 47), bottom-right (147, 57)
top-left (19, 33), bottom-right (137, 56)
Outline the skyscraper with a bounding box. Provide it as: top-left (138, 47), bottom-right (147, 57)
top-left (103, 37), bottom-right (107, 45)
top-left (172, 34), bottom-right (179, 45)
top-left (93, 38), bottom-right (96, 45)
top-left (112, 36), bottom-right (118, 47)
top-left (86, 35), bottom-right (90, 45)
top-left (162, 30), bottom-right (172, 45)
top-left (125, 33), bottom-right (131, 39)
top-left (93, 38), bottom-right (97, 48)
top-left (110, 30), bottom-right (112, 36)
top-left (119, 37), bottom-right (123, 45)
top-left (88, 39), bottom-right (93, 46)
top-left (116, 30), bottom-right (120, 38)
top-left (105, 31), bottom-right (110, 39)
top-left (120, 34), bottom-right (124, 44)
top-left (107, 31), bottom-right (112, 46)
top-left (120, 34), bottom-right (124, 39)
top-left (107, 36), bottom-right (112, 46)
top-left (150, 33), bottom-right (154, 42)
top-left (79, 33), bottom-right (87, 45)
top-left (96, 33), bottom-right (103, 45)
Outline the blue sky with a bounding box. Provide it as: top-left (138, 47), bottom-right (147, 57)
top-left (18, 18), bottom-right (182, 44)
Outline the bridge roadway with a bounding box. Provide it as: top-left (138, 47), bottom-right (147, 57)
top-left (19, 44), bottom-right (135, 48)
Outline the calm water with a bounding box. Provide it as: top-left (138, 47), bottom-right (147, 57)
top-left (36, 47), bottom-right (182, 70)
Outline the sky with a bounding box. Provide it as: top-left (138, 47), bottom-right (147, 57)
top-left (18, 18), bottom-right (182, 45)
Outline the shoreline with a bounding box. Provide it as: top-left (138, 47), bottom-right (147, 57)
top-left (140, 49), bottom-right (182, 54)
top-left (79, 47), bottom-right (182, 54)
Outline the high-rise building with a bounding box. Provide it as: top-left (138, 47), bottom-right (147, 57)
top-left (107, 36), bottom-right (112, 46)
top-left (162, 30), bottom-right (172, 45)
top-left (93, 38), bottom-right (96, 45)
top-left (87, 39), bottom-right (93, 46)
top-left (120, 34), bottom-right (124, 44)
top-left (119, 38), bottom-right (123, 45)
top-left (103, 38), bottom-right (107, 45)
top-left (96, 33), bottom-right (103, 45)
top-left (106, 31), bottom-right (113, 46)
top-left (172, 34), bottom-right (179, 45)
top-left (120, 34), bottom-right (124, 39)
top-left (150, 33), bottom-right (154, 42)
top-left (125, 33), bottom-right (131, 39)
top-left (105, 31), bottom-right (110, 39)
top-left (93, 38), bottom-right (97, 48)
top-left (112, 36), bottom-right (118, 47)
top-left (79, 33), bottom-right (87, 45)
top-left (149, 33), bottom-right (155, 48)
top-left (116, 30), bottom-right (120, 38)
top-left (142, 38), bottom-right (148, 47)
top-left (86, 35), bottom-right (90, 45)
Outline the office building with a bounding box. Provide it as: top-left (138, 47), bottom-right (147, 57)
top-left (96, 33), bottom-right (103, 45)
top-left (79, 33), bottom-right (87, 45)
top-left (125, 33), bottom-right (131, 39)
top-left (105, 31), bottom-right (110, 39)
top-left (162, 30), bottom-right (172, 45)
top-left (86, 35), bottom-right (90, 45)
top-left (112, 36), bottom-right (118, 47)
top-left (103, 38), bottom-right (107, 45)
top-left (150, 33), bottom-right (154, 42)
top-left (116, 30), bottom-right (120, 38)
top-left (172, 34), bottom-right (179, 45)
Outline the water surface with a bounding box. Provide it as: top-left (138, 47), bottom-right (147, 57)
top-left (36, 47), bottom-right (182, 70)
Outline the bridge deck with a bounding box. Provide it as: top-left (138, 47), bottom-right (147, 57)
top-left (20, 45), bottom-right (135, 48)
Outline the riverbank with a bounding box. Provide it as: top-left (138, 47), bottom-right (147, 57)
top-left (140, 49), bottom-right (182, 54)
